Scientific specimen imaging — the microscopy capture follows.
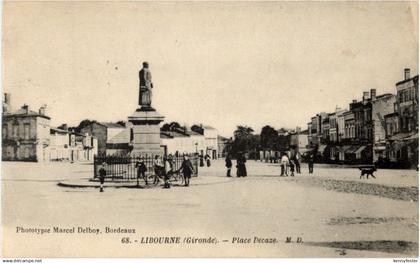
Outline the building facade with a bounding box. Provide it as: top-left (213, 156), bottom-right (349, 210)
top-left (2, 104), bottom-right (51, 162)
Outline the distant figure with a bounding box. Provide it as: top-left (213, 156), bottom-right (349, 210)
top-left (205, 154), bottom-right (211, 167)
top-left (181, 155), bottom-right (195, 186)
top-left (308, 153), bottom-right (314, 174)
top-left (135, 158), bottom-right (148, 186)
top-left (280, 153), bottom-right (290, 176)
top-left (199, 155), bottom-right (205, 167)
top-left (225, 154), bottom-right (233, 177)
top-left (153, 155), bottom-right (163, 184)
top-left (138, 61), bottom-right (153, 109)
top-left (293, 153), bottom-right (301, 174)
top-left (98, 162), bottom-right (107, 192)
top-left (289, 159), bottom-right (295, 177)
top-left (236, 153), bottom-right (247, 177)
top-left (163, 156), bottom-right (173, 189)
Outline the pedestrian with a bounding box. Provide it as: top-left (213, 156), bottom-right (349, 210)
top-left (199, 155), bottom-right (205, 167)
top-left (205, 154), bottom-right (211, 167)
top-left (294, 153), bottom-right (301, 174)
top-left (280, 153), bottom-right (290, 176)
top-left (180, 155), bottom-right (195, 186)
top-left (236, 152), bottom-right (247, 177)
top-left (153, 155), bottom-right (163, 184)
top-left (135, 157), bottom-right (148, 187)
top-left (289, 159), bottom-right (295, 177)
top-left (308, 152), bottom-right (314, 174)
top-left (98, 162), bottom-right (107, 192)
top-left (225, 154), bottom-right (233, 177)
top-left (163, 156), bottom-right (173, 189)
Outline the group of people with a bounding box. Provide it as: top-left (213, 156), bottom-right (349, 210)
top-left (225, 153), bottom-right (247, 177)
top-left (279, 152), bottom-right (315, 176)
top-left (150, 154), bottom-right (195, 188)
top-left (96, 154), bottom-right (195, 192)
top-left (199, 154), bottom-right (212, 167)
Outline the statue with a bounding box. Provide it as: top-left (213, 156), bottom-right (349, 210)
top-left (138, 61), bottom-right (153, 110)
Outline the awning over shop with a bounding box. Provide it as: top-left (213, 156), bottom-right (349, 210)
top-left (403, 133), bottom-right (418, 141)
top-left (317, 144), bottom-right (327, 154)
top-left (354, 146), bottom-right (366, 155)
top-left (338, 145), bottom-right (350, 153)
top-left (345, 145), bottom-right (359, 154)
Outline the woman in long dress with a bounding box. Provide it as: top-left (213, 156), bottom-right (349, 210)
top-left (236, 153), bottom-right (247, 177)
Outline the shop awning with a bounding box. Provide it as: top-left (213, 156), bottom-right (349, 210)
top-left (317, 144), bottom-right (327, 153)
top-left (345, 145), bottom-right (360, 154)
top-left (354, 146), bottom-right (367, 155)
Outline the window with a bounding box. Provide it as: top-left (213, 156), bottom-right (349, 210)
top-left (24, 123), bottom-right (30, 140)
top-left (2, 124), bottom-right (7, 139)
top-left (13, 124), bottom-right (19, 138)
top-left (399, 92), bottom-right (404, 103)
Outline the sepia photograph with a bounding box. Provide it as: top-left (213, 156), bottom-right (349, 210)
top-left (1, 0), bottom-right (419, 260)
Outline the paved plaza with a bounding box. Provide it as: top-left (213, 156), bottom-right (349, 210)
top-left (2, 160), bottom-right (418, 257)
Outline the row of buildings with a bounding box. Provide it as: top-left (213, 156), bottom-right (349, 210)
top-left (2, 96), bottom-right (98, 162)
top-left (2, 94), bottom-right (225, 162)
top-left (80, 121), bottom-right (225, 159)
top-left (306, 68), bottom-right (418, 168)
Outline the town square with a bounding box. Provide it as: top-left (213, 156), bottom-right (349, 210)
top-left (1, 1), bottom-right (419, 260)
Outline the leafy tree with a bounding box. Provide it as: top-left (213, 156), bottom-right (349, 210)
top-left (231, 125), bottom-right (259, 157)
top-left (260, 125), bottom-right (278, 150)
top-left (161, 122), bottom-right (182, 131)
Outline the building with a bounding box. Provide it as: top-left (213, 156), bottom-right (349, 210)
top-left (289, 129), bottom-right (309, 155)
top-left (80, 122), bottom-right (125, 155)
top-left (2, 104), bottom-right (51, 162)
top-left (191, 124), bottom-right (218, 159)
top-left (371, 92), bottom-right (396, 162)
top-left (217, 135), bottom-right (231, 158)
top-left (49, 127), bottom-right (70, 161)
top-left (161, 128), bottom-right (206, 156)
top-left (385, 69), bottom-right (418, 168)
top-left (49, 126), bottom-right (98, 162)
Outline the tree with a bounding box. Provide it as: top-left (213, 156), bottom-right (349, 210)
top-left (116, 120), bottom-right (126, 127)
top-left (231, 125), bottom-right (259, 157)
top-left (76, 119), bottom-right (96, 132)
top-left (260, 125), bottom-right (278, 150)
top-left (161, 122), bottom-right (181, 131)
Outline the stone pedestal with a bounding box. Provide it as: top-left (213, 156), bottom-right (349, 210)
top-left (128, 108), bottom-right (165, 157)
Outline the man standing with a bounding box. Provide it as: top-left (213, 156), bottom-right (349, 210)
top-left (293, 153), bottom-right (301, 174)
top-left (135, 158), bottom-right (148, 186)
top-left (308, 153), bottom-right (314, 174)
top-left (225, 154), bottom-right (233, 177)
top-left (98, 162), bottom-right (107, 192)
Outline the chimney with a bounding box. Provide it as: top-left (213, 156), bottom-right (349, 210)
top-left (363, 91), bottom-right (369, 102)
top-left (352, 99), bottom-right (357, 104)
top-left (370, 89), bottom-right (376, 100)
top-left (22, 104), bottom-right (29, 114)
top-left (39, 104), bottom-right (46, 115)
top-left (404, 68), bottom-right (410, 80)
top-left (61, 124), bottom-right (68, 131)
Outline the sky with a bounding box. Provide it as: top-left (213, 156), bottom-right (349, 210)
top-left (3, 1), bottom-right (419, 137)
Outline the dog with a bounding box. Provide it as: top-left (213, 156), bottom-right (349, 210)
top-left (359, 166), bottom-right (377, 179)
